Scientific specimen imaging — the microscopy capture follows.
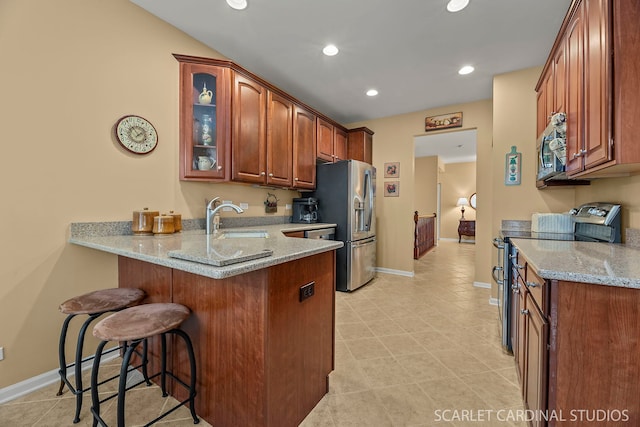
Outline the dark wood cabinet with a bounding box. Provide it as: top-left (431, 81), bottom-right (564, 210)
top-left (347, 127), bottom-right (374, 164)
top-left (231, 72), bottom-right (268, 184)
top-left (333, 127), bottom-right (347, 162)
top-left (118, 251), bottom-right (336, 427)
top-left (316, 118), bottom-right (334, 162)
top-left (457, 220), bottom-right (475, 242)
top-left (266, 91), bottom-right (293, 187)
top-left (316, 118), bottom-right (348, 163)
top-left (512, 249), bottom-right (640, 427)
top-left (175, 54), bottom-right (368, 188)
top-left (292, 105), bottom-right (316, 189)
top-left (538, 0), bottom-right (640, 180)
top-left (175, 59), bottom-right (230, 181)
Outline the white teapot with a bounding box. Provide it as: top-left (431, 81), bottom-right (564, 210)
top-left (197, 156), bottom-right (215, 170)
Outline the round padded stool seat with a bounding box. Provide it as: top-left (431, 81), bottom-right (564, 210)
top-left (59, 288), bottom-right (146, 315)
top-left (93, 303), bottom-right (191, 342)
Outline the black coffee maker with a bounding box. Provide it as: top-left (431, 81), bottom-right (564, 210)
top-left (292, 197), bottom-right (318, 223)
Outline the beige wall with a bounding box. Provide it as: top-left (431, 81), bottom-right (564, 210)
top-left (414, 156), bottom-right (438, 217)
top-left (439, 162), bottom-right (477, 240)
top-left (0, 0), bottom-right (298, 387)
top-left (349, 99), bottom-right (493, 280)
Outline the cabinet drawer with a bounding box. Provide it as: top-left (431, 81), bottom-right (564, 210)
top-left (525, 264), bottom-right (546, 314)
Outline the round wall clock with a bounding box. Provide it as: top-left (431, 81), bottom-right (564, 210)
top-left (115, 115), bottom-right (158, 154)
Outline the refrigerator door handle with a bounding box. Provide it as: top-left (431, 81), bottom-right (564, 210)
top-left (364, 169), bottom-right (373, 231)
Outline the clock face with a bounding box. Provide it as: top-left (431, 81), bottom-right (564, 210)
top-left (115, 115), bottom-right (158, 154)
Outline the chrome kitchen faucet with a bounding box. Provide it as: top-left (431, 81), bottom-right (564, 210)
top-left (206, 197), bottom-right (244, 234)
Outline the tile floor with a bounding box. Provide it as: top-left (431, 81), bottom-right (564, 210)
top-left (0, 241), bottom-right (526, 426)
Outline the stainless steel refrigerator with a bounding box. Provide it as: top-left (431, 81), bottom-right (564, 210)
top-left (312, 160), bottom-right (376, 292)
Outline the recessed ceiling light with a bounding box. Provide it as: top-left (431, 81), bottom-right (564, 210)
top-left (447, 0), bottom-right (469, 12)
top-left (226, 0), bottom-right (247, 10)
top-left (322, 44), bottom-right (339, 56)
top-left (366, 89), bottom-right (379, 97)
top-left (458, 65), bottom-right (475, 75)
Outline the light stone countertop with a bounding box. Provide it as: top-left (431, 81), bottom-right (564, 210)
top-left (511, 238), bottom-right (640, 289)
top-left (69, 223), bottom-right (342, 280)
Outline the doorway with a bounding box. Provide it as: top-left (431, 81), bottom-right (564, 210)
top-left (413, 129), bottom-right (477, 244)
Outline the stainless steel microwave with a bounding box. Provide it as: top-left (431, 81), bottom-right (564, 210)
top-left (537, 112), bottom-right (567, 181)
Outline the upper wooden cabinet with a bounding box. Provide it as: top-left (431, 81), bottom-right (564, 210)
top-left (316, 118), bottom-right (348, 163)
top-left (316, 118), bottom-right (334, 162)
top-left (347, 127), bottom-right (374, 164)
top-left (175, 54), bottom-right (364, 188)
top-left (292, 105), bottom-right (317, 189)
top-left (176, 60), bottom-right (231, 181)
top-left (231, 72), bottom-right (268, 184)
top-left (334, 127), bottom-right (347, 162)
top-left (537, 0), bottom-right (640, 179)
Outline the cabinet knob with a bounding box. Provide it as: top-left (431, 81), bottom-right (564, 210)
top-left (268, 173), bottom-right (274, 177)
top-left (526, 281), bottom-right (539, 288)
top-left (294, 177), bottom-right (299, 181)
top-left (260, 171), bottom-right (266, 176)
top-left (520, 309), bottom-right (529, 315)
top-left (217, 165), bottom-right (223, 171)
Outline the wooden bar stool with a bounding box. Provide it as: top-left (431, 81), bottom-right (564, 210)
top-left (90, 302), bottom-right (199, 427)
top-left (57, 287), bottom-right (146, 423)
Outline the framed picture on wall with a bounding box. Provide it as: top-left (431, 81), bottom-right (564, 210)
top-left (384, 162), bottom-right (400, 178)
top-left (384, 181), bottom-right (400, 197)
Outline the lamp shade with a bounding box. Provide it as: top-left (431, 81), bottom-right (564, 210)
top-left (456, 197), bottom-right (470, 207)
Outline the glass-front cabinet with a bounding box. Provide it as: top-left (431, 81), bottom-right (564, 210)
top-left (176, 58), bottom-right (230, 180)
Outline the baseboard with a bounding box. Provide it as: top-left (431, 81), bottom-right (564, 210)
top-left (0, 349), bottom-right (120, 404)
top-left (375, 267), bottom-right (415, 277)
top-left (489, 297), bottom-right (499, 306)
top-left (439, 237), bottom-right (476, 243)
top-left (473, 281), bottom-right (491, 289)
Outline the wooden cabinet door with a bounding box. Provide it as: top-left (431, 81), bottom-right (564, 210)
top-left (516, 277), bottom-right (527, 392)
top-left (266, 91), bottom-right (293, 187)
top-left (333, 127), bottom-right (347, 162)
top-left (316, 118), bottom-right (334, 162)
top-left (292, 104), bottom-right (317, 189)
top-left (537, 67), bottom-right (553, 136)
top-left (232, 73), bottom-right (267, 183)
top-left (178, 62), bottom-right (230, 181)
top-left (565, 2), bottom-right (585, 175)
top-left (583, 0), bottom-right (612, 170)
top-left (553, 42), bottom-right (566, 116)
top-left (347, 128), bottom-right (373, 164)
top-left (524, 294), bottom-right (549, 427)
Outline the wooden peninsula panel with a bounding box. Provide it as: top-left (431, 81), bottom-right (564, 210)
top-left (118, 251), bottom-right (336, 427)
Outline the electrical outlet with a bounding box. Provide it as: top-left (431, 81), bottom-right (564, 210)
top-left (299, 282), bottom-right (315, 302)
top-left (240, 203), bottom-right (249, 209)
top-left (222, 200), bottom-right (232, 212)
top-left (285, 204), bottom-right (292, 210)
top-left (0, 347), bottom-right (4, 361)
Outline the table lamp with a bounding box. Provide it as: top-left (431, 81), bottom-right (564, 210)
top-left (456, 197), bottom-right (470, 219)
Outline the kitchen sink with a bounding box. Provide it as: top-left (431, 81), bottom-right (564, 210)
top-left (216, 230), bottom-right (269, 239)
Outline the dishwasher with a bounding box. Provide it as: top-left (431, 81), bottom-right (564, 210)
top-left (304, 227), bottom-right (335, 240)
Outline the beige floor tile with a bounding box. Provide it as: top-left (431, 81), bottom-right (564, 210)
top-left (373, 383), bottom-right (440, 426)
top-left (459, 371), bottom-right (523, 410)
top-left (428, 348), bottom-right (494, 377)
top-left (337, 322), bottom-right (375, 340)
top-left (357, 357), bottom-right (413, 388)
top-left (365, 319), bottom-right (407, 337)
top-left (395, 352), bottom-right (457, 382)
top-left (328, 358), bottom-right (371, 394)
top-left (343, 337), bottom-right (392, 360)
top-left (324, 390), bottom-right (393, 427)
top-left (378, 334), bottom-right (426, 356)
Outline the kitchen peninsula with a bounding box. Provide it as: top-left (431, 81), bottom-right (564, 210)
top-left (70, 222), bottom-right (342, 427)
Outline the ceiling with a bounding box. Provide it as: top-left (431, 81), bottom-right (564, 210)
top-left (131, 0), bottom-right (572, 125)
top-left (415, 129), bottom-right (477, 163)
